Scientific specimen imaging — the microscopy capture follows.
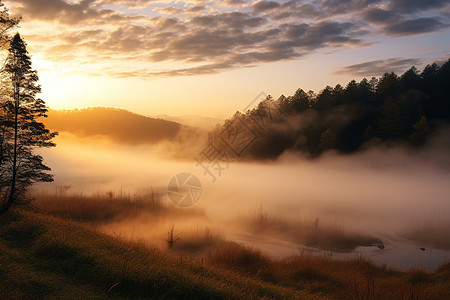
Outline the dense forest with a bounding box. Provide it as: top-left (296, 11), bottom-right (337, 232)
top-left (212, 59), bottom-right (450, 159)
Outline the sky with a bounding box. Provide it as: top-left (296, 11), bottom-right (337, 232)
top-left (3, 0), bottom-right (450, 118)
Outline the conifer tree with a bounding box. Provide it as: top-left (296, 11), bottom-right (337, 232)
top-left (0, 33), bottom-right (57, 214)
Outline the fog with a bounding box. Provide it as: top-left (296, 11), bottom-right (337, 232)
top-left (34, 132), bottom-right (450, 270)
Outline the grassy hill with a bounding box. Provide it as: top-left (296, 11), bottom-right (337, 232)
top-left (45, 108), bottom-right (202, 145)
top-left (1, 206), bottom-right (450, 299)
top-left (0, 208), bottom-right (319, 300)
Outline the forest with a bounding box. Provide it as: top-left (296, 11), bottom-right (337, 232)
top-left (213, 60), bottom-right (450, 159)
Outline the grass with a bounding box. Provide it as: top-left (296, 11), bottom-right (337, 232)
top-left (2, 193), bottom-right (450, 299)
top-left (207, 244), bottom-right (450, 300)
top-left (169, 226), bottom-right (228, 254)
top-left (31, 190), bottom-right (205, 223)
top-left (1, 208), bottom-right (450, 299)
top-left (0, 208), bottom-right (318, 300)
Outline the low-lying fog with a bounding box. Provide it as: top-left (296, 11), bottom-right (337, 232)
top-left (34, 132), bottom-right (450, 271)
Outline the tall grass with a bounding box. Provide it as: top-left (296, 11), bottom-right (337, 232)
top-left (2, 204), bottom-right (450, 299)
top-left (0, 209), bottom-right (313, 300)
top-left (31, 190), bottom-right (179, 222)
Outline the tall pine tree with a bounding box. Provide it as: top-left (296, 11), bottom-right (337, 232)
top-left (0, 33), bottom-right (57, 214)
top-left (0, 2), bottom-right (20, 47)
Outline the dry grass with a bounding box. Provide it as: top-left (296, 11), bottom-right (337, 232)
top-left (30, 190), bottom-right (205, 223)
top-left (0, 208), bottom-right (316, 300)
top-left (205, 244), bottom-right (450, 300)
top-left (8, 193), bottom-right (449, 299)
top-left (1, 205), bottom-right (450, 299)
top-left (169, 226), bottom-right (229, 254)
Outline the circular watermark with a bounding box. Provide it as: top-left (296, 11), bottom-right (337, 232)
top-left (167, 173), bottom-right (202, 207)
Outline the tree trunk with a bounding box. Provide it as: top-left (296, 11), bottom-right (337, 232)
top-left (0, 61), bottom-right (18, 215)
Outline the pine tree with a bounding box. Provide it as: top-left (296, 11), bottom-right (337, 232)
top-left (0, 33), bottom-right (57, 214)
top-left (0, 2), bottom-right (20, 47)
top-left (319, 128), bottom-right (337, 151)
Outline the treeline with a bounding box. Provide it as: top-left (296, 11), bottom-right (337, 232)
top-left (214, 59), bottom-right (450, 159)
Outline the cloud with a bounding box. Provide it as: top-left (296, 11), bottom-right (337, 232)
top-left (361, 1), bottom-right (450, 36)
top-left (363, 8), bottom-right (398, 24)
top-left (385, 18), bottom-right (449, 36)
top-left (390, 0), bottom-right (450, 14)
top-left (4, 0), bottom-right (450, 78)
top-left (252, 0), bottom-right (280, 12)
top-left (429, 54), bottom-right (450, 66)
top-left (334, 58), bottom-right (423, 76)
top-left (10, 0), bottom-right (102, 24)
top-left (94, 0), bottom-right (158, 9)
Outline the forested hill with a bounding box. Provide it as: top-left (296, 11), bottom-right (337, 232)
top-left (212, 59), bottom-right (450, 159)
top-left (45, 108), bottom-right (187, 144)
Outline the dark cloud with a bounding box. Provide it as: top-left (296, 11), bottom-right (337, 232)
top-left (192, 12), bottom-right (266, 29)
top-left (385, 18), bottom-right (449, 36)
top-left (360, 0), bottom-right (450, 36)
top-left (11, 0), bottom-right (99, 24)
top-left (334, 58), bottom-right (423, 76)
top-left (280, 21), bottom-right (363, 50)
top-left (252, 1), bottom-right (280, 12)
top-left (363, 8), bottom-right (398, 24)
top-left (9, 0), bottom-right (146, 25)
top-left (390, 0), bottom-right (450, 14)
top-left (222, 0), bottom-right (247, 6)
top-left (318, 0), bottom-right (382, 17)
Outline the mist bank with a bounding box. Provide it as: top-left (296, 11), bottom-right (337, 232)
top-left (33, 131), bottom-right (450, 270)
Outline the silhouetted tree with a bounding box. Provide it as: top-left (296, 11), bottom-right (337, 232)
top-left (290, 88), bottom-right (310, 113)
top-left (319, 128), bottom-right (336, 151)
top-left (314, 86), bottom-right (334, 111)
top-left (435, 59), bottom-right (450, 121)
top-left (376, 72), bottom-right (399, 101)
top-left (409, 116), bottom-right (430, 146)
top-left (0, 2), bottom-right (19, 47)
top-left (0, 34), bottom-right (57, 214)
top-left (399, 67), bottom-right (420, 93)
top-left (377, 96), bottom-right (402, 140)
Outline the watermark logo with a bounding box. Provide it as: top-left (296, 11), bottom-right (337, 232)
top-left (220, 116), bottom-right (258, 157)
top-left (242, 91), bottom-right (267, 112)
top-left (167, 173), bottom-right (202, 207)
top-left (195, 137), bottom-right (230, 183)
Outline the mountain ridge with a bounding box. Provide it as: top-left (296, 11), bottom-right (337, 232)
top-left (45, 107), bottom-right (201, 145)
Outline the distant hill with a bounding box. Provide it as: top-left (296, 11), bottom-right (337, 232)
top-left (153, 114), bottom-right (224, 130)
top-left (45, 107), bottom-right (192, 144)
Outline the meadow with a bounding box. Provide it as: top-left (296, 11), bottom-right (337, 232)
top-left (0, 191), bottom-right (438, 299)
top-left (1, 197), bottom-right (450, 299)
